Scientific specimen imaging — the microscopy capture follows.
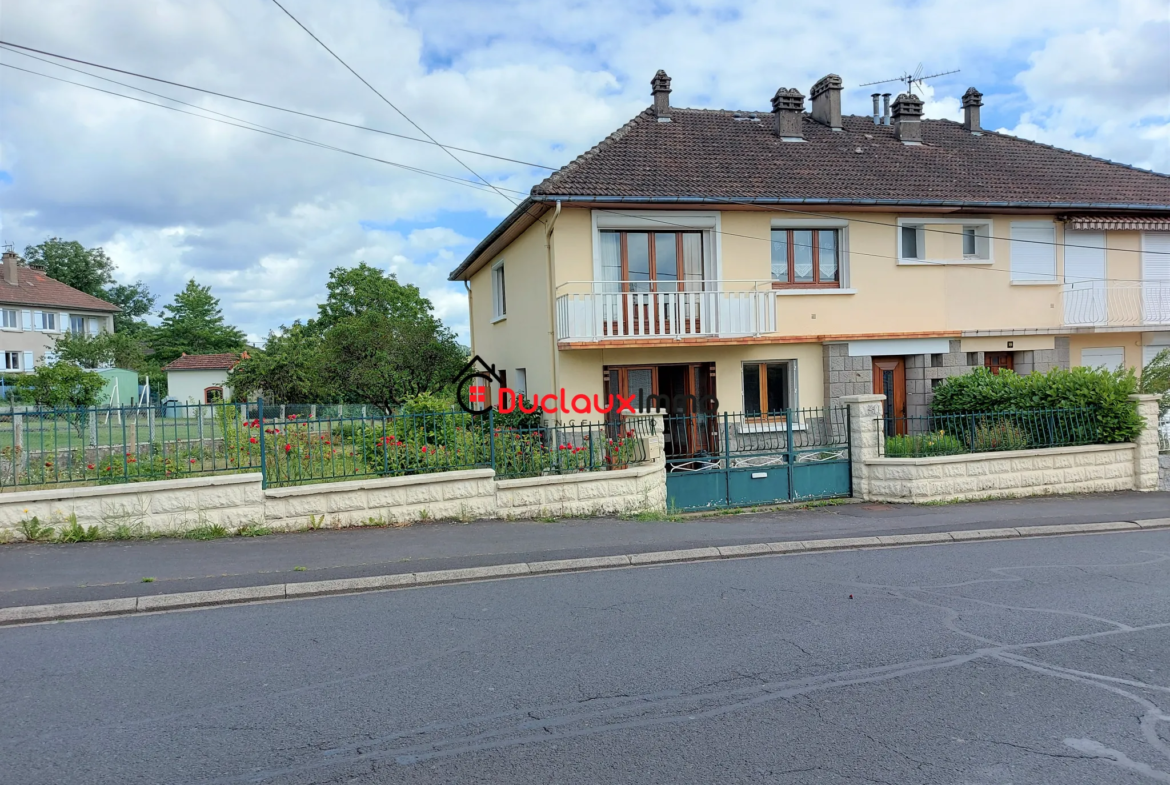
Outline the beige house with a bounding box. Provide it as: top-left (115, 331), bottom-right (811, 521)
top-left (0, 250), bottom-right (119, 374)
top-left (450, 72), bottom-right (1170, 425)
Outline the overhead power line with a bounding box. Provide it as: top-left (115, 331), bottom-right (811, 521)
top-left (0, 61), bottom-right (530, 197)
top-left (0, 40), bottom-right (555, 171)
top-left (267, 0), bottom-right (520, 207)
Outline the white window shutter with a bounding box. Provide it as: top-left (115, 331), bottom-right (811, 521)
top-left (22, 310), bottom-right (32, 331)
top-left (32, 311), bottom-right (43, 331)
top-left (1010, 223), bottom-right (1056, 282)
top-left (88, 317), bottom-right (99, 335)
top-left (59, 312), bottom-right (68, 332)
top-left (22, 351), bottom-right (34, 371)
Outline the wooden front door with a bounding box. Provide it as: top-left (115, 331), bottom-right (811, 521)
top-left (872, 357), bottom-right (907, 436)
top-left (984, 352), bottom-right (1014, 375)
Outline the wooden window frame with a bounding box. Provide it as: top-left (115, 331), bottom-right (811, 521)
top-left (204, 386), bottom-right (224, 404)
top-left (742, 360), bottom-right (792, 419)
top-left (770, 229), bottom-right (841, 289)
top-left (600, 230), bottom-right (704, 292)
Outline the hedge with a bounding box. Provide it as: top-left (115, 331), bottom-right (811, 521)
top-left (930, 366), bottom-right (1144, 444)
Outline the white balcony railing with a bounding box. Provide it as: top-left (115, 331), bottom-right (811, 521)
top-left (556, 281), bottom-right (776, 342)
top-left (1063, 280), bottom-right (1170, 327)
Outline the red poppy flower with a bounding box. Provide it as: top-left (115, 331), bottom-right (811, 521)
top-left (104, 466), bottom-right (112, 472)
top-left (284, 444), bottom-right (292, 453)
top-left (288, 414), bottom-right (297, 420)
top-left (421, 446), bottom-right (428, 453)
top-left (249, 437), bottom-right (258, 444)
top-left (128, 458), bottom-right (137, 463)
top-left (44, 461), bottom-right (52, 467)
top-left (189, 458), bottom-right (197, 463)
top-left (86, 463), bottom-right (95, 470)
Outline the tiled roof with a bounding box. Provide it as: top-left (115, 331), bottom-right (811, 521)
top-left (0, 269), bottom-right (120, 312)
top-left (533, 110), bottom-right (1170, 204)
top-left (163, 353), bottom-right (241, 371)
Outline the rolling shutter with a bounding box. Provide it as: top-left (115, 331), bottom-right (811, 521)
top-left (1010, 222), bottom-right (1057, 282)
top-left (1080, 346), bottom-right (1125, 371)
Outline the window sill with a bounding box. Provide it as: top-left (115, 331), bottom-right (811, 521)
top-left (772, 288), bottom-right (857, 296)
top-left (491, 315), bottom-right (507, 324)
top-left (1010, 280), bottom-right (1060, 286)
top-left (897, 259), bottom-right (992, 266)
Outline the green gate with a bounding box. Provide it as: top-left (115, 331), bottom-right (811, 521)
top-left (664, 408), bottom-right (851, 511)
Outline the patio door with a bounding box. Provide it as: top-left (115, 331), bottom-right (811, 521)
top-left (599, 231), bottom-right (704, 337)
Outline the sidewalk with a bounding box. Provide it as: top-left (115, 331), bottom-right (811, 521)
top-left (2, 491), bottom-right (1168, 610)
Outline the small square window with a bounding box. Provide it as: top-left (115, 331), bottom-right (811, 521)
top-left (0, 310), bottom-right (17, 329)
top-left (930, 353), bottom-right (944, 368)
top-left (742, 361), bottom-right (791, 416)
top-left (967, 352), bottom-right (979, 366)
top-left (901, 225), bottom-right (923, 260)
top-left (931, 378), bottom-right (943, 390)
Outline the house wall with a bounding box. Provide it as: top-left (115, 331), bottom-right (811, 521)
top-left (469, 218), bottom-right (556, 397)
top-left (1068, 332), bottom-right (1145, 372)
top-left (167, 369), bottom-right (232, 405)
top-left (0, 308), bottom-right (115, 372)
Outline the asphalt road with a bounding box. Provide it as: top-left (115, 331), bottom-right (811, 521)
top-left (5, 530), bottom-right (1170, 784)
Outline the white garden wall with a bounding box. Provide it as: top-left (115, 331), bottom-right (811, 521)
top-left (0, 422), bottom-right (667, 539)
top-left (842, 393), bottom-right (1162, 503)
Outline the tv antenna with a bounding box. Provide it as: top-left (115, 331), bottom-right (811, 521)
top-left (859, 64), bottom-right (960, 96)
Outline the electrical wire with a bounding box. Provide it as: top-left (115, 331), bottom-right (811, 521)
top-left (0, 40), bottom-right (556, 171)
top-left (267, 0), bottom-right (520, 207)
top-left (0, 61), bottom-right (530, 197)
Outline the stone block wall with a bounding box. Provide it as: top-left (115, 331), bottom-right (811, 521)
top-left (823, 343), bottom-right (873, 410)
top-left (844, 393), bottom-right (1163, 503)
top-left (0, 417), bottom-right (669, 540)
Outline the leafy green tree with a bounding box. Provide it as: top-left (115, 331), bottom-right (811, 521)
top-left (15, 363), bottom-right (106, 435)
top-left (149, 280), bottom-right (246, 366)
top-left (23, 238), bottom-right (156, 335)
top-left (319, 311), bottom-right (466, 413)
top-left (314, 263), bottom-right (432, 331)
top-left (1139, 348), bottom-right (1170, 418)
top-left (53, 331), bottom-right (144, 370)
top-left (229, 321), bottom-right (325, 402)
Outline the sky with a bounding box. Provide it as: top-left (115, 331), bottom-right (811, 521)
top-left (0, 0), bottom-right (1167, 346)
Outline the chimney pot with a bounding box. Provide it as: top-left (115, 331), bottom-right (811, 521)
top-left (962, 87), bottom-right (983, 134)
top-left (809, 74), bottom-right (843, 131)
top-left (881, 93), bottom-right (891, 125)
top-left (871, 93), bottom-right (881, 125)
top-left (770, 87), bottom-right (805, 141)
top-left (891, 92), bottom-right (924, 144)
top-left (651, 70), bottom-right (672, 118)
top-left (2, 251), bottom-right (18, 286)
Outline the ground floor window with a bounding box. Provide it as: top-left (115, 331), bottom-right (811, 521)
top-left (3, 351), bottom-right (19, 371)
top-left (742, 361), bottom-right (792, 416)
top-left (204, 386), bottom-right (224, 404)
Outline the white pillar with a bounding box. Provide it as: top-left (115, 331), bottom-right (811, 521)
top-left (1129, 394), bottom-right (1161, 491)
top-left (841, 394), bottom-right (885, 500)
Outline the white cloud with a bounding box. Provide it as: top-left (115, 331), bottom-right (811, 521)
top-left (0, 0), bottom-right (1165, 348)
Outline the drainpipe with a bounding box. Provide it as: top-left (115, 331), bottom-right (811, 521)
top-left (463, 280), bottom-right (473, 357)
top-left (545, 200), bottom-right (563, 422)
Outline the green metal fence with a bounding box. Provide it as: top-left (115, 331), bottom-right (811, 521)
top-left (0, 402), bottom-right (650, 491)
top-left (877, 408), bottom-right (1100, 458)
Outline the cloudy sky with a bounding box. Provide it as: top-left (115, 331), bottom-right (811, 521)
top-left (1, 0), bottom-right (1167, 345)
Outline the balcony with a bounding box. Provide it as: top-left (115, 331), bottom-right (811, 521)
top-left (556, 281), bottom-right (776, 344)
top-left (1063, 281), bottom-right (1170, 328)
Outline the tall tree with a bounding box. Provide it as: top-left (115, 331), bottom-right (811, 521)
top-left (53, 331), bottom-right (145, 370)
top-left (228, 322), bottom-right (325, 403)
top-left (24, 238), bottom-right (156, 335)
top-left (149, 280), bottom-right (246, 366)
top-left (314, 263), bottom-right (433, 331)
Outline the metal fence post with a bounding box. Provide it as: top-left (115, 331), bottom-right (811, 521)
top-left (489, 407), bottom-right (496, 473)
top-left (258, 398), bottom-right (267, 488)
top-left (785, 408), bottom-right (795, 499)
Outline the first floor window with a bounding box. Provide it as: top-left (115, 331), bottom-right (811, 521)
top-left (742, 361), bottom-right (791, 416)
top-left (36, 312), bottom-right (57, 331)
top-left (204, 387), bottom-right (224, 404)
top-left (3, 351), bottom-right (19, 371)
top-left (901, 224), bottom-right (923, 260)
top-left (0, 310), bottom-right (17, 329)
top-left (771, 229), bottom-right (839, 287)
top-left (491, 260), bottom-right (506, 319)
top-left (1010, 222), bottom-right (1057, 282)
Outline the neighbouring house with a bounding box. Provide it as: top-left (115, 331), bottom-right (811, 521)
top-left (0, 249), bottom-right (120, 374)
top-left (163, 352), bottom-right (242, 404)
top-left (450, 71), bottom-right (1170, 429)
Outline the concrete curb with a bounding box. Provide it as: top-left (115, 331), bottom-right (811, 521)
top-left (3, 517), bottom-right (1169, 626)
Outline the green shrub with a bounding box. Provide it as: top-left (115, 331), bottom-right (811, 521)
top-left (931, 366), bottom-right (1142, 444)
top-left (970, 420), bottom-right (1029, 452)
top-left (884, 431), bottom-right (966, 457)
top-left (16, 515), bottom-right (54, 542)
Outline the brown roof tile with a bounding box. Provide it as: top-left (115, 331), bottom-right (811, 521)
top-left (163, 353), bottom-right (241, 371)
top-left (532, 110), bottom-right (1170, 205)
top-left (0, 269), bottom-right (120, 312)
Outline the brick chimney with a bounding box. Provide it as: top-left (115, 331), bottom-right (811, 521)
top-left (2, 250), bottom-right (18, 286)
top-left (651, 70), bottom-right (672, 119)
top-left (809, 74), bottom-right (843, 131)
top-left (891, 93), bottom-right (924, 144)
top-left (770, 87), bottom-right (805, 141)
top-left (962, 87), bottom-right (983, 134)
